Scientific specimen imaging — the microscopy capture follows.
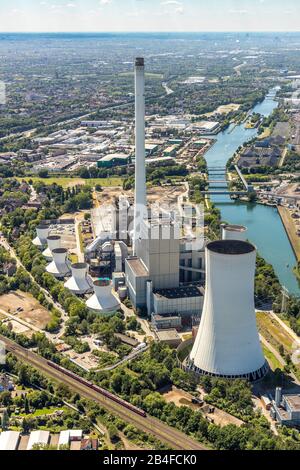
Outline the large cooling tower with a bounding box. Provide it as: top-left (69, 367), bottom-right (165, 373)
top-left (86, 279), bottom-right (120, 315)
top-left (64, 263), bottom-right (93, 295)
top-left (188, 240), bottom-right (267, 381)
top-left (42, 236), bottom-right (61, 261)
top-left (222, 224), bottom-right (247, 241)
top-left (32, 225), bottom-right (50, 249)
top-left (46, 248), bottom-right (71, 279)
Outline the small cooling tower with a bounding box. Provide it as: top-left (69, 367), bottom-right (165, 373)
top-left (46, 248), bottom-right (71, 279)
top-left (64, 263), bottom-right (93, 295)
top-left (188, 240), bottom-right (267, 382)
top-left (222, 224), bottom-right (247, 241)
top-left (42, 236), bottom-right (61, 261)
top-left (32, 225), bottom-right (50, 249)
top-left (86, 279), bottom-right (120, 315)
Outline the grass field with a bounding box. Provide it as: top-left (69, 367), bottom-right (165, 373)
top-left (257, 312), bottom-right (294, 352)
top-left (262, 345), bottom-right (283, 371)
top-left (17, 176), bottom-right (124, 188)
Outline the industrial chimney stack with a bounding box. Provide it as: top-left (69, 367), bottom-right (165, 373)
top-left (133, 57), bottom-right (147, 255)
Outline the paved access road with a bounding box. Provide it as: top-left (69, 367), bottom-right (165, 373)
top-left (0, 335), bottom-right (207, 451)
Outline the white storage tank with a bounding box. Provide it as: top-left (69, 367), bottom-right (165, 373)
top-left (86, 278), bottom-right (121, 315)
top-left (118, 286), bottom-right (128, 301)
top-left (188, 240), bottom-right (267, 382)
top-left (42, 235), bottom-right (61, 261)
top-left (222, 224), bottom-right (247, 241)
top-left (46, 248), bottom-right (71, 279)
top-left (32, 224), bottom-right (50, 249)
top-left (64, 263), bottom-right (93, 295)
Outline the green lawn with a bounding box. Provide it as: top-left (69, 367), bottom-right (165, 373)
top-left (12, 407), bottom-right (65, 418)
top-left (16, 176), bottom-right (124, 188)
top-left (262, 345), bottom-right (283, 371)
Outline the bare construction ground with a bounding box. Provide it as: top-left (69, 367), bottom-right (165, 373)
top-left (0, 290), bottom-right (51, 330)
top-left (96, 184), bottom-right (186, 206)
top-left (163, 386), bottom-right (243, 427)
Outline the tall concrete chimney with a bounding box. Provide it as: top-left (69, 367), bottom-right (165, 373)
top-left (133, 57), bottom-right (147, 255)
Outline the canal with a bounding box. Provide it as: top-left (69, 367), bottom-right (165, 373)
top-left (205, 89), bottom-right (300, 295)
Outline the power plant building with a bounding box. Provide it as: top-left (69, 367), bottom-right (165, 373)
top-left (46, 248), bottom-right (71, 279)
top-left (32, 224), bottom-right (50, 249)
top-left (125, 58), bottom-right (205, 319)
top-left (86, 279), bottom-right (121, 315)
top-left (64, 263), bottom-right (93, 295)
top-left (187, 240), bottom-right (267, 381)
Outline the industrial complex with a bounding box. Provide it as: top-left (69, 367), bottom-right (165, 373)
top-left (30, 58), bottom-right (267, 384)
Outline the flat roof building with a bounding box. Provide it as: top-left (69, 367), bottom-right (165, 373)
top-left (0, 431), bottom-right (20, 451)
top-left (272, 390), bottom-right (300, 427)
top-left (97, 153), bottom-right (130, 168)
top-left (155, 329), bottom-right (182, 348)
top-left (27, 431), bottom-right (50, 450)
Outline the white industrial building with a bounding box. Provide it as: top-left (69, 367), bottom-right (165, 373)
top-left (271, 387), bottom-right (300, 427)
top-left (221, 224), bottom-right (247, 241)
top-left (27, 430), bottom-right (50, 450)
top-left (0, 431), bottom-right (20, 451)
top-left (42, 235), bottom-right (61, 261)
top-left (58, 429), bottom-right (83, 448)
top-left (46, 248), bottom-right (71, 279)
top-left (187, 240), bottom-right (268, 381)
top-left (86, 279), bottom-right (121, 315)
top-left (125, 58), bottom-right (205, 320)
top-left (64, 263), bottom-right (93, 295)
top-left (32, 224), bottom-right (50, 249)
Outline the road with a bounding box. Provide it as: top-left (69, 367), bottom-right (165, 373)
top-left (0, 335), bottom-right (207, 451)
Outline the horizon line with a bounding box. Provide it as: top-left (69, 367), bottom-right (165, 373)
top-left (1, 30), bottom-right (300, 34)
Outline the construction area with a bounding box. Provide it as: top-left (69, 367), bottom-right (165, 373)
top-left (0, 291), bottom-right (52, 332)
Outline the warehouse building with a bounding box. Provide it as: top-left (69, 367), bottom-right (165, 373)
top-left (0, 431), bottom-right (20, 451)
top-left (97, 153), bottom-right (130, 168)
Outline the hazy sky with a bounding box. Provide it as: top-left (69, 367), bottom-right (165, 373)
top-left (0, 0), bottom-right (300, 33)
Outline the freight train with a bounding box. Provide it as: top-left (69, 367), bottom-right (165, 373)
top-left (47, 361), bottom-right (147, 418)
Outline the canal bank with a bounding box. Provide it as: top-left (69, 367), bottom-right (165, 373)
top-left (203, 87), bottom-right (300, 296)
top-left (278, 206), bottom-right (300, 262)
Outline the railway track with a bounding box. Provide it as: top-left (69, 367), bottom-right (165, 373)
top-left (0, 335), bottom-right (207, 451)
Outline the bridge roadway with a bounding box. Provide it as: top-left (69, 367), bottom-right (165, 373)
top-left (0, 335), bottom-right (207, 451)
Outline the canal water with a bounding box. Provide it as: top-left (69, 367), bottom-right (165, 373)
top-left (205, 89), bottom-right (300, 295)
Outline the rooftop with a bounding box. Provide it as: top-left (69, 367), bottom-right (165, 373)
top-left (126, 257), bottom-right (149, 277)
top-left (285, 394), bottom-right (300, 411)
top-left (222, 224), bottom-right (247, 233)
top-left (156, 329), bottom-right (181, 341)
top-left (154, 286), bottom-right (202, 299)
top-left (207, 240), bottom-right (255, 255)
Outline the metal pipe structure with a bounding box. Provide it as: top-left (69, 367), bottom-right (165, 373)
top-left (42, 236), bottom-right (61, 261)
top-left (133, 57), bottom-right (147, 255)
top-left (64, 263), bottom-right (93, 295)
top-left (32, 225), bottom-right (50, 249)
top-left (221, 224), bottom-right (247, 241)
top-left (188, 240), bottom-right (268, 382)
top-left (46, 248), bottom-right (71, 279)
top-left (86, 279), bottom-right (120, 315)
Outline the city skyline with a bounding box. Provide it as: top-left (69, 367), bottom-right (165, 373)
top-left (0, 0), bottom-right (300, 33)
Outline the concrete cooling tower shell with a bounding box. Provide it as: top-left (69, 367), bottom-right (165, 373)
top-left (32, 225), bottom-right (50, 249)
top-left (64, 263), bottom-right (93, 295)
top-left (46, 248), bottom-right (71, 279)
top-left (86, 279), bottom-right (121, 315)
top-left (42, 236), bottom-right (61, 261)
top-left (188, 240), bottom-right (267, 382)
top-left (222, 224), bottom-right (247, 241)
